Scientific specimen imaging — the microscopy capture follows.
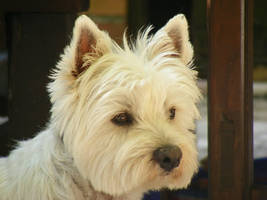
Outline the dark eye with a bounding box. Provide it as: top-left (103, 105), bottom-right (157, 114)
top-left (169, 107), bottom-right (176, 120)
top-left (111, 112), bottom-right (133, 126)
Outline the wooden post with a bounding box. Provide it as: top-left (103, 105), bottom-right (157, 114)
top-left (207, 0), bottom-right (253, 200)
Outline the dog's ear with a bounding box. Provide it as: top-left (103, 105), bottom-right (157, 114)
top-left (71, 15), bottom-right (110, 77)
top-left (157, 14), bottom-right (193, 65)
top-left (164, 14), bottom-right (193, 65)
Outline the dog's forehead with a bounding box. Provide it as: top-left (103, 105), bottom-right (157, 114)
top-left (82, 50), bottom-right (195, 110)
top-left (109, 66), bottom-right (181, 108)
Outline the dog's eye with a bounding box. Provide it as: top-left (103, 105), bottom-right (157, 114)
top-left (169, 107), bottom-right (176, 120)
top-left (112, 112), bottom-right (133, 126)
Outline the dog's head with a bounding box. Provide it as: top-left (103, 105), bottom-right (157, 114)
top-left (48, 14), bottom-right (201, 196)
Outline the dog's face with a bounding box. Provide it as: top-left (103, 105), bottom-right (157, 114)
top-left (48, 15), bottom-right (201, 196)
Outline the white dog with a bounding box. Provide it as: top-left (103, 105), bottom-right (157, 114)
top-left (0, 14), bottom-right (201, 200)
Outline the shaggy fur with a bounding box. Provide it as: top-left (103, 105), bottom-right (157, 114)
top-left (0, 14), bottom-right (201, 200)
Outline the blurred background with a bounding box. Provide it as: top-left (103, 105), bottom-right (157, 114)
top-left (0, 0), bottom-right (266, 199)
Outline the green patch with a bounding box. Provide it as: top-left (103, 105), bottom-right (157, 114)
top-left (254, 66), bottom-right (267, 82)
top-left (254, 93), bottom-right (267, 100)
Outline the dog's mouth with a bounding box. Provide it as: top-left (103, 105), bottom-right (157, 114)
top-left (158, 163), bottom-right (183, 178)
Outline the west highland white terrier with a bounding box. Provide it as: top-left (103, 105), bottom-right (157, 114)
top-left (0, 14), bottom-right (201, 200)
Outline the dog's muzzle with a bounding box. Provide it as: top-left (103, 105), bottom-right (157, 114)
top-left (153, 145), bottom-right (182, 172)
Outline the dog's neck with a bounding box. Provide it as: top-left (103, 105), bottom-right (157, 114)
top-left (70, 164), bottom-right (144, 200)
top-left (70, 167), bottom-right (144, 200)
top-left (56, 131), bottom-right (144, 200)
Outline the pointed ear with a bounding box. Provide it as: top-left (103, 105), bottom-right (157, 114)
top-left (161, 14), bottom-right (193, 65)
top-left (71, 15), bottom-right (110, 77)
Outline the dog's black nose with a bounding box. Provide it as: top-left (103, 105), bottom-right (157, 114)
top-left (153, 145), bottom-right (182, 172)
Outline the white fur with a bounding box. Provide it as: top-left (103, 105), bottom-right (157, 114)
top-left (0, 14), bottom-right (201, 200)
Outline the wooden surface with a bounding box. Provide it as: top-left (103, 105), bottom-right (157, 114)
top-left (207, 0), bottom-right (253, 200)
top-left (252, 185), bottom-right (267, 200)
top-left (0, 0), bottom-right (89, 13)
top-left (0, 0), bottom-right (89, 156)
top-left (0, 14), bottom-right (76, 156)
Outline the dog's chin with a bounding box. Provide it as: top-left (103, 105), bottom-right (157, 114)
top-left (144, 165), bottom-right (197, 192)
top-left (167, 169), bottom-right (195, 189)
top-left (142, 169), bottom-right (196, 196)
